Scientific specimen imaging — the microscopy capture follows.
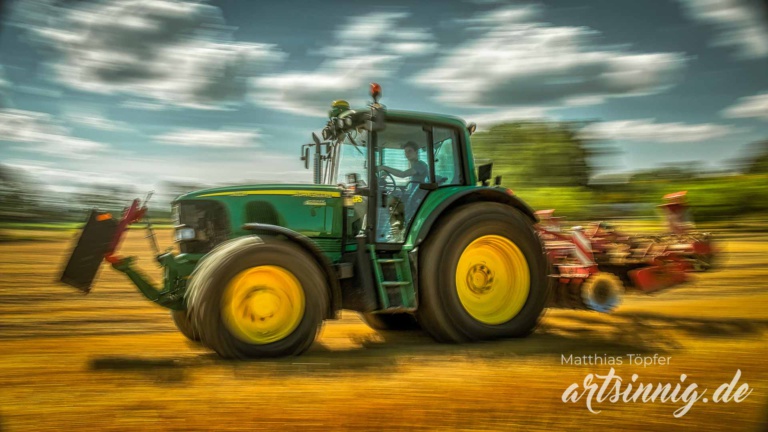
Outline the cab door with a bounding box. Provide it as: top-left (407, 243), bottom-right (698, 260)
top-left (373, 123), bottom-right (463, 244)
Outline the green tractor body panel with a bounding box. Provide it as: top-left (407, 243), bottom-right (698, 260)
top-left (174, 183), bottom-right (345, 262)
top-left (404, 185), bottom-right (471, 249)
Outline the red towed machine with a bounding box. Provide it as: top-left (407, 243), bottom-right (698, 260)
top-left (537, 191), bottom-right (717, 313)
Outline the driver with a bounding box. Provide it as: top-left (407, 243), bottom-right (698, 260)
top-left (379, 141), bottom-right (428, 186)
top-left (377, 141), bottom-right (429, 241)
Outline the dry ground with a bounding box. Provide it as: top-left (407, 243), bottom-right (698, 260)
top-left (1, 229), bottom-right (767, 431)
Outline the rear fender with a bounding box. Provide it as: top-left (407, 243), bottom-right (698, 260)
top-left (407, 187), bottom-right (538, 247)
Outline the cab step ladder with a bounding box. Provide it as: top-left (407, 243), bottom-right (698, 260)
top-left (368, 245), bottom-right (416, 310)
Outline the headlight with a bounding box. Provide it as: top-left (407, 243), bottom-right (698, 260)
top-left (174, 227), bottom-right (196, 242)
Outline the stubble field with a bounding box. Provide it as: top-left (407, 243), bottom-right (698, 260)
top-left (1, 228), bottom-right (767, 431)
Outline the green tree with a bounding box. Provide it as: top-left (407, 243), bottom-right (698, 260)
top-left (471, 121), bottom-right (594, 188)
top-left (744, 140), bottom-right (768, 174)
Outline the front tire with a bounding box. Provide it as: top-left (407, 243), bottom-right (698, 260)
top-left (171, 309), bottom-right (200, 342)
top-left (186, 237), bottom-right (329, 359)
top-left (416, 203), bottom-right (548, 343)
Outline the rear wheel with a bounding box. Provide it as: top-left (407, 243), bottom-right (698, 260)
top-left (360, 312), bottom-right (420, 331)
top-left (416, 203), bottom-right (548, 343)
top-left (186, 237), bottom-right (329, 359)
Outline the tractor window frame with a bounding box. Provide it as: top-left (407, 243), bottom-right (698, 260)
top-left (369, 117), bottom-right (469, 248)
top-left (431, 126), bottom-right (463, 187)
top-left (379, 117), bottom-right (468, 188)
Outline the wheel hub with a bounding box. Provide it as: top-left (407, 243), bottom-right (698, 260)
top-left (455, 235), bottom-right (530, 325)
top-left (247, 288), bottom-right (282, 321)
top-left (221, 265), bottom-right (305, 345)
top-left (466, 263), bottom-right (495, 295)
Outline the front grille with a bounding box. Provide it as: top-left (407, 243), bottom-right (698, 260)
top-left (176, 200), bottom-right (229, 254)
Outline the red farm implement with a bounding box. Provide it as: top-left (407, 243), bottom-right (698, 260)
top-left (536, 191), bottom-right (717, 313)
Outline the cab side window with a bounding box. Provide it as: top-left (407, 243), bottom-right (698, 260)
top-left (432, 127), bottom-right (462, 185)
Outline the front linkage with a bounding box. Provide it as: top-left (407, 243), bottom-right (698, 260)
top-left (60, 195), bottom-right (197, 311)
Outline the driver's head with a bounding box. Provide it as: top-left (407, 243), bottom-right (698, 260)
top-left (402, 141), bottom-right (420, 163)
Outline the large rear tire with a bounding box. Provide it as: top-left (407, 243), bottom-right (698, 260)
top-left (186, 237), bottom-right (329, 359)
top-left (416, 202), bottom-right (548, 343)
top-left (360, 312), bottom-right (420, 331)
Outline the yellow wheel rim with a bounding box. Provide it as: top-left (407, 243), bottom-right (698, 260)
top-left (221, 265), bottom-right (305, 345)
top-left (456, 235), bottom-right (530, 325)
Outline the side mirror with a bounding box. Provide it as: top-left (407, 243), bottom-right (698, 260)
top-left (467, 122), bottom-right (477, 135)
top-left (478, 163), bottom-right (493, 186)
top-left (300, 146), bottom-right (310, 169)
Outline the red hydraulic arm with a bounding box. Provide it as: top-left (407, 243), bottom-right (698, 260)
top-left (104, 199), bottom-right (147, 264)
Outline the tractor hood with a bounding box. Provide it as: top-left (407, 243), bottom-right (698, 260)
top-left (174, 184), bottom-right (342, 202)
top-left (171, 183), bottom-right (344, 256)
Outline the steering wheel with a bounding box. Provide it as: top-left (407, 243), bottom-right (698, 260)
top-left (377, 169), bottom-right (398, 195)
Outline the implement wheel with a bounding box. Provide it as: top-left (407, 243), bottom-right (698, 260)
top-left (360, 312), bottom-right (420, 331)
top-left (416, 202), bottom-right (548, 342)
top-left (186, 237), bottom-right (328, 359)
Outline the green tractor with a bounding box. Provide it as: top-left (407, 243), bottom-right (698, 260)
top-left (60, 84), bottom-right (549, 359)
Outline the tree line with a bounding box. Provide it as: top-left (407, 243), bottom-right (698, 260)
top-left (2, 123), bottom-right (767, 223)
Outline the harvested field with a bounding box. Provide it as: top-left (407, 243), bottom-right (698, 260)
top-left (1, 229), bottom-right (767, 431)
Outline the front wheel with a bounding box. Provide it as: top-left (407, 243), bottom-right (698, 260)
top-left (170, 309), bottom-right (200, 342)
top-left (186, 237), bottom-right (329, 359)
top-left (416, 202), bottom-right (548, 343)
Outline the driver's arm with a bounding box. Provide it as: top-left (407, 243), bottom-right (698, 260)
top-left (380, 165), bottom-right (417, 178)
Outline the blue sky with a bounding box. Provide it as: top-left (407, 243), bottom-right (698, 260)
top-left (1, 0), bottom-right (767, 196)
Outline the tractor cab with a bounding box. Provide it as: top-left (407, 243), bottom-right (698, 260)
top-left (303, 83), bottom-right (470, 244)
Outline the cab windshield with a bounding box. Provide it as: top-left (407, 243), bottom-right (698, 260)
top-left (329, 129), bottom-right (369, 186)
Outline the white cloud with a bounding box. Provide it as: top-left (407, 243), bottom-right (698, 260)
top-left (120, 100), bottom-right (167, 111)
top-left (13, 0), bottom-right (285, 109)
top-left (678, 0), bottom-right (768, 58)
top-left (255, 55), bottom-right (399, 117)
top-left (384, 42), bottom-right (439, 56)
top-left (254, 11), bottom-right (435, 116)
top-left (722, 91), bottom-right (768, 121)
top-left (71, 152), bottom-right (309, 191)
top-left (0, 108), bottom-right (108, 158)
top-left (336, 12), bottom-right (409, 42)
top-left (579, 119), bottom-right (736, 143)
top-left (6, 149), bottom-right (313, 203)
top-left (331, 13), bottom-right (436, 59)
top-left (154, 128), bottom-right (262, 148)
top-left (5, 163), bottom-right (128, 190)
top-left (65, 112), bottom-right (131, 132)
top-left (413, 5), bottom-right (686, 108)
top-left (457, 4), bottom-right (541, 28)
